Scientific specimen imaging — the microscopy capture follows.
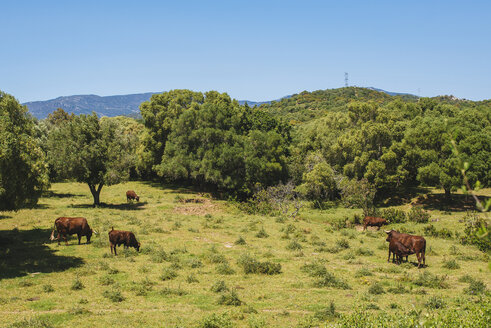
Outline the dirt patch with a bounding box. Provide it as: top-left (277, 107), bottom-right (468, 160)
top-left (174, 199), bottom-right (220, 216)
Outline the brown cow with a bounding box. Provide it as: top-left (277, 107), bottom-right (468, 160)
top-left (363, 216), bottom-right (388, 231)
top-left (50, 217), bottom-right (96, 245)
top-left (126, 190), bottom-right (139, 202)
top-left (388, 238), bottom-right (414, 264)
top-left (385, 230), bottom-right (426, 268)
top-left (108, 227), bottom-right (140, 255)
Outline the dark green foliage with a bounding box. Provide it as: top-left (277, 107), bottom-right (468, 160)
top-left (186, 273), bottom-right (199, 283)
top-left (380, 208), bottom-right (407, 223)
top-left (255, 227), bottom-right (269, 238)
top-left (217, 289), bottom-right (242, 306)
top-left (464, 277), bottom-right (486, 295)
top-left (160, 267), bottom-right (178, 281)
top-left (286, 240), bottom-right (303, 251)
top-left (99, 275), bottom-right (115, 285)
top-left (0, 91), bottom-right (49, 210)
top-left (355, 247), bottom-right (374, 256)
top-left (42, 284), bottom-right (54, 293)
top-left (413, 272), bottom-right (449, 289)
top-left (407, 207), bottom-right (430, 223)
top-left (216, 263), bottom-right (235, 275)
top-left (71, 278), bottom-right (84, 290)
top-left (425, 296), bottom-right (446, 309)
top-left (368, 282), bottom-right (385, 295)
top-left (102, 289), bottom-right (124, 302)
top-left (7, 317), bottom-right (54, 328)
top-left (234, 236), bottom-right (246, 245)
top-left (211, 280), bottom-right (229, 293)
top-left (442, 259), bottom-right (460, 269)
top-left (198, 313), bottom-right (233, 328)
top-left (460, 212), bottom-right (490, 252)
top-left (314, 272), bottom-right (351, 289)
top-left (150, 248), bottom-right (169, 263)
top-left (314, 301), bottom-right (337, 320)
top-left (424, 224), bottom-right (453, 239)
top-left (336, 239), bottom-right (350, 249)
top-left (355, 267), bottom-right (373, 277)
top-left (237, 254), bottom-right (281, 275)
top-left (300, 262), bottom-right (327, 277)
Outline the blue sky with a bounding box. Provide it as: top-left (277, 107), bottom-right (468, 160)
top-left (1, 0), bottom-right (490, 102)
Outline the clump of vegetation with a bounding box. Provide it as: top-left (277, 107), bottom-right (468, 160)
top-left (301, 262), bottom-right (327, 277)
top-left (99, 275), bottom-right (115, 285)
top-left (355, 267), bottom-right (373, 277)
top-left (368, 282), bottom-right (385, 295)
top-left (355, 247), bottom-right (374, 256)
top-left (71, 278), bottom-right (84, 290)
top-left (216, 263), bottom-right (235, 275)
top-left (407, 207), bottom-right (430, 223)
top-left (380, 208), bottom-right (407, 223)
top-left (198, 313), bottom-right (233, 328)
top-left (234, 236), bottom-right (246, 245)
top-left (442, 259), bottom-right (460, 269)
top-left (336, 238), bottom-right (350, 249)
top-left (460, 212), bottom-right (490, 252)
top-left (464, 278), bottom-right (487, 295)
top-left (18, 280), bottom-right (33, 287)
top-left (186, 258), bottom-right (203, 268)
top-left (286, 240), bottom-right (303, 251)
top-left (160, 267), bottom-right (178, 281)
top-left (314, 272), bottom-right (350, 289)
top-left (7, 317), bottom-right (54, 328)
top-left (186, 273), bottom-right (199, 283)
top-left (424, 224), bottom-right (453, 239)
top-left (159, 287), bottom-right (187, 296)
top-left (255, 227), bottom-right (269, 238)
top-left (314, 301), bottom-right (338, 321)
top-left (102, 289), bottom-right (124, 302)
top-left (237, 254), bottom-right (281, 275)
top-left (425, 296), bottom-right (446, 309)
top-left (211, 280), bottom-right (229, 293)
top-left (413, 271), bottom-right (449, 289)
top-left (150, 248), bottom-right (169, 263)
top-left (217, 289), bottom-right (242, 306)
top-left (42, 284), bottom-right (54, 293)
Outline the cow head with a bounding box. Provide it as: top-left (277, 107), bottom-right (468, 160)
top-left (385, 230), bottom-right (395, 242)
top-left (50, 230), bottom-right (55, 241)
top-left (136, 196), bottom-right (140, 202)
top-left (136, 242), bottom-right (141, 252)
top-left (92, 229), bottom-right (98, 235)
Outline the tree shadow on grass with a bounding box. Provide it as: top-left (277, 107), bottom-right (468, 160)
top-left (42, 190), bottom-right (80, 198)
top-left (139, 181), bottom-right (203, 194)
top-left (69, 201), bottom-right (148, 211)
top-left (0, 228), bottom-right (84, 280)
top-left (413, 193), bottom-right (484, 212)
top-left (0, 214), bottom-right (11, 220)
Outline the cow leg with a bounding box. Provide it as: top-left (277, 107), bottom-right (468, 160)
top-left (114, 245), bottom-right (117, 256)
top-left (63, 234), bottom-right (68, 246)
top-left (405, 256), bottom-right (408, 262)
top-left (387, 249), bottom-right (391, 262)
top-left (422, 251), bottom-right (426, 267)
top-left (57, 232), bottom-right (61, 245)
top-left (78, 234), bottom-right (81, 245)
top-left (416, 252), bottom-right (422, 268)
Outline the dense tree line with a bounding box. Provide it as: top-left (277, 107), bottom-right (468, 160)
top-left (1, 87), bottom-right (490, 209)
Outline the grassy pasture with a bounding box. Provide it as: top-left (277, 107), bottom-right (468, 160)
top-left (0, 182), bottom-right (489, 327)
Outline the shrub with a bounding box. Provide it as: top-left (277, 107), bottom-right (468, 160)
top-left (464, 278), bottom-right (486, 295)
top-left (442, 259), bottom-right (460, 269)
top-left (160, 267), bottom-right (178, 281)
top-left (102, 289), bottom-right (124, 302)
top-left (234, 236), bottom-right (246, 245)
top-left (314, 301), bottom-right (337, 320)
top-left (198, 313), bottom-right (233, 328)
top-left (368, 282), bottom-right (385, 295)
top-left (407, 207), bottom-right (430, 223)
top-left (159, 287), bottom-right (187, 296)
top-left (460, 212), bottom-right (490, 252)
top-left (364, 303), bottom-right (380, 310)
top-left (355, 247), bottom-right (373, 256)
top-left (248, 315), bottom-right (266, 328)
top-left (413, 272), bottom-right (449, 289)
top-left (71, 278), bottom-right (84, 290)
top-left (286, 240), bottom-right (303, 251)
top-left (424, 224), bottom-right (453, 239)
top-left (255, 227), bottom-right (269, 238)
top-left (314, 272), bottom-right (350, 289)
top-left (216, 263), bottom-right (235, 275)
top-left (301, 262), bottom-right (327, 277)
top-left (380, 208), bottom-right (407, 223)
top-left (336, 239), bottom-right (350, 249)
top-left (186, 273), bottom-right (199, 283)
top-left (99, 275), bottom-right (115, 286)
top-left (355, 267), bottom-right (373, 277)
top-left (150, 248), bottom-right (169, 263)
top-left (217, 289), bottom-right (242, 306)
top-left (7, 317), bottom-right (53, 328)
top-left (237, 254), bottom-right (281, 275)
top-left (211, 280), bottom-right (229, 293)
top-left (425, 296), bottom-right (446, 309)
top-left (42, 284), bottom-right (54, 293)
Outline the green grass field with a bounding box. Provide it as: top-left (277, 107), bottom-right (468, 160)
top-left (0, 182), bottom-right (490, 327)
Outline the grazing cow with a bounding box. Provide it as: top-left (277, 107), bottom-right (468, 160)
top-left (388, 238), bottom-right (414, 264)
top-left (108, 227), bottom-right (140, 255)
top-left (126, 190), bottom-right (139, 202)
top-left (363, 216), bottom-right (388, 231)
top-left (50, 217), bottom-right (96, 245)
top-left (385, 230), bottom-right (426, 268)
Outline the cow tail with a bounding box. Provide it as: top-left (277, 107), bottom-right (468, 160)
top-left (50, 219), bottom-right (57, 241)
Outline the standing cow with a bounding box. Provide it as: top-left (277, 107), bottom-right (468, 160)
top-left (388, 238), bottom-right (414, 264)
top-left (363, 216), bottom-right (388, 231)
top-left (126, 190), bottom-right (140, 202)
top-left (50, 217), bottom-right (96, 245)
top-left (385, 230), bottom-right (426, 268)
top-left (108, 227), bottom-right (140, 255)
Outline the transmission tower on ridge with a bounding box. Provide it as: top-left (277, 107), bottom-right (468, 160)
top-left (344, 72), bottom-right (348, 87)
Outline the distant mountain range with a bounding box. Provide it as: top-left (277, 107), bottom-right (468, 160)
top-left (23, 88), bottom-right (416, 119)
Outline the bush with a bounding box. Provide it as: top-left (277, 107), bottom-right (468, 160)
top-left (217, 289), bottom-right (242, 306)
top-left (7, 317), bottom-right (54, 328)
top-left (160, 267), bottom-right (178, 281)
top-left (186, 273), bottom-right (199, 283)
top-left (211, 280), bottom-right (229, 293)
top-left (286, 240), bottom-right (303, 251)
top-left (42, 284), bottom-right (54, 293)
top-left (425, 296), bottom-right (446, 309)
top-left (355, 247), bottom-right (373, 256)
top-left (216, 263), bottom-right (235, 275)
top-left (424, 224), bottom-right (453, 239)
top-left (71, 278), bottom-right (84, 290)
top-left (464, 278), bottom-right (486, 295)
top-left (368, 282), bottom-right (385, 295)
top-left (99, 275), bottom-right (115, 286)
top-left (301, 262), bottom-right (327, 277)
top-left (314, 301), bottom-right (337, 320)
top-left (234, 236), bottom-right (246, 245)
top-left (460, 212), bottom-right (490, 252)
top-left (336, 239), bottom-right (350, 249)
top-left (102, 289), bottom-right (124, 302)
top-left (407, 207), bottom-right (430, 223)
top-left (150, 248), bottom-right (169, 263)
top-left (380, 208), bottom-right (407, 223)
top-left (248, 315), bottom-right (266, 328)
top-left (198, 313), bottom-right (233, 328)
top-left (413, 272), bottom-right (449, 289)
top-left (442, 259), bottom-right (460, 269)
top-left (237, 254), bottom-right (281, 275)
top-left (255, 227), bottom-right (269, 238)
top-left (355, 267), bottom-right (373, 277)
top-left (314, 272), bottom-right (350, 289)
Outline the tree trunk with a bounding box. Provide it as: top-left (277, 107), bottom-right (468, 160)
top-left (88, 184), bottom-right (104, 206)
top-left (444, 188), bottom-right (451, 201)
